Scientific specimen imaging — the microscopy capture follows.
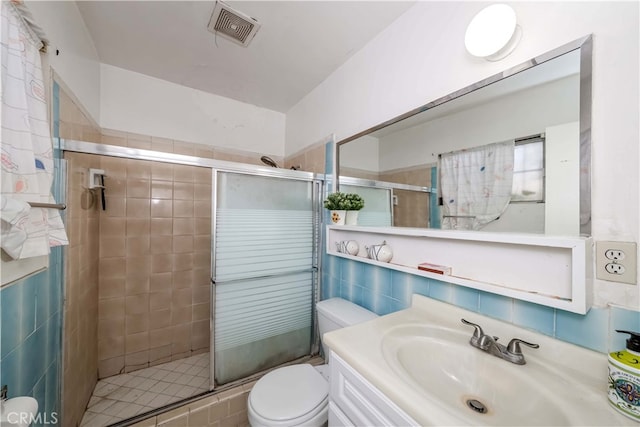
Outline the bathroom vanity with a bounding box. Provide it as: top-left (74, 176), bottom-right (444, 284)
top-left (324, 294), bottom-right (634, 426)
top-left (329, 351), bottom-right (418, 426)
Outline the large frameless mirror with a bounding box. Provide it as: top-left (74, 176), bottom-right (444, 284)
top-left (337, 35), bottom-right (592, 236)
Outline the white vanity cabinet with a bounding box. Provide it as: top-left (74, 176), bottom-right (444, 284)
top-left (328, 351), bottom-right (418, 427)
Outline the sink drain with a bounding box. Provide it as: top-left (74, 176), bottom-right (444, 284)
top-left (466, 399), bottom-right (488, 414)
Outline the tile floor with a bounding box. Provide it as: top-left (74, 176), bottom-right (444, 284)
top-left (80, 353), bottom-right (210, 426)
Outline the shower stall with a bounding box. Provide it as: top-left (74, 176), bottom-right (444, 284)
top-left (59, 140), bottom-right (322, 425)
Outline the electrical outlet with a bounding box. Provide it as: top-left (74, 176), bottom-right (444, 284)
top-left (605, 262), bottom-right (625, 274)
top-left (596, 241), bottom-right (637, 285)
top-left (605, 249), bottom-right (625, 261)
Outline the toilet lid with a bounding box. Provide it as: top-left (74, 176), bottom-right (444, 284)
top-left (250, 364), bottom-right (328, 421)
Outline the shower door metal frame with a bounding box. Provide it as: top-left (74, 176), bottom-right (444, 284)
top-left (339, 175), bottom-right (434, 227)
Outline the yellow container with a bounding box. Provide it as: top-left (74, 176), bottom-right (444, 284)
top-left (608, 330), bottom-right (640, 421)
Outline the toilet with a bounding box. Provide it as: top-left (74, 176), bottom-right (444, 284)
top-left (247, 298), bottom-right (378, 427)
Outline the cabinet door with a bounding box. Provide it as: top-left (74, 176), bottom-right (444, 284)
top-left (329, 401), bottom-right (355, 427)
top-left (330, 352), bottom-right (419, 426)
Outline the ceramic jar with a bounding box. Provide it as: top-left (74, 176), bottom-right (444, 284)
top-left (366, 241), bottom-right (393, 263)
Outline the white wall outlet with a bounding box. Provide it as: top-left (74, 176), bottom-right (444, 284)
top-left (605, 262), bottom-right (625, 274)
top-left (596, 241), bottom-right (637, 285)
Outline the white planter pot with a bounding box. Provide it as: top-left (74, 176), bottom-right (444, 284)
top-left (330, 210), bottom-right (346, 225)
top-left (345, 210), bottom-right (359, 225)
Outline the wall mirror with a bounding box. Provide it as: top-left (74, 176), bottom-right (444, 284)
top-left (337, 35), bottom-right (592, 236)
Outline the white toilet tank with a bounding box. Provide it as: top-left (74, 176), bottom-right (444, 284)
top-left (316, 298), bottom-right (378, 357)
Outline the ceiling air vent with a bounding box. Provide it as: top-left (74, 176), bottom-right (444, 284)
top-left (207, 1), bottom-right (261, 47)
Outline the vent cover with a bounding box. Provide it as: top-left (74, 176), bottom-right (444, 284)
top-left (207, 1), bottom-right (261, 47)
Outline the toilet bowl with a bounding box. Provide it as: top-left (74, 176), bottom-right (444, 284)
top-left (247, 298), bottom-right (378, 427)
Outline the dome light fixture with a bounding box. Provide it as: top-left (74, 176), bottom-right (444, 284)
top-left (464, 4), bottom-right (522, 61)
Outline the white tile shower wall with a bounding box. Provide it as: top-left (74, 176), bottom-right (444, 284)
top-left (322, 254), bottom-right (640, 354)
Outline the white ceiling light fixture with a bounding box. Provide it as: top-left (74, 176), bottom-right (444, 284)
top-left (207, 1), bottom-right (261, 47)
top-left (464, 4), bottom-right (522, 61)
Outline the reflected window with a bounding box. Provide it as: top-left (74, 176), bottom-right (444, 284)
top-left (511, 138), bottom-right (544, 202)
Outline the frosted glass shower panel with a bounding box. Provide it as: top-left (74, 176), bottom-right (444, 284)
top-left (340, 184), bottom-right (392, 226)
top-left (215, 173), bottom-right (314, 281)
top-left (214, 172), bottom-right (316, 384)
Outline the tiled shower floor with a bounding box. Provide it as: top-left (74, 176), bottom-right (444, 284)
top-left (80, 352), bottom-right (210, 426)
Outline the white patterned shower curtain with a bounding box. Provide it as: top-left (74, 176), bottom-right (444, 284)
top-left (440, 141), bottom-right (514, 230)
top-left (0, 1), bottom-right (68, 259)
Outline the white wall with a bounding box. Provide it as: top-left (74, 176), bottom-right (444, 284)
top-left (377, 75), bottom-right (578, 170)
top-left (100, 64), bottom-right (286, 157)
top-left (340, 135), bottom-right (380, 172)
top-left (545, 122), bottom-right (580, 236)
top-left (26, 0), bottom-right (101, 123)
top-left (286, 1), bottom-right (640, 310)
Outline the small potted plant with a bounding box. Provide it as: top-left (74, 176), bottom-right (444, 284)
top-left (324, 191), bottom-right (348, 225)
top-left (343, 193), bottom-right (365, 225)
top-left (324, 192), bottom-right (365, 225)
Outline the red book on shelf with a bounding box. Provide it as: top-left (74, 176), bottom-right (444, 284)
top-left (418, 262), bottom-right (451, 275)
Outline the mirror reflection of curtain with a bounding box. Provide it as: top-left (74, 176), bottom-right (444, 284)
top-left (440, 141), bottom-right (514, 230)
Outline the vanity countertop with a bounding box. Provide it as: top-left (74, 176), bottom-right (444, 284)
top-left (324, 295), bottom-right (634, 426)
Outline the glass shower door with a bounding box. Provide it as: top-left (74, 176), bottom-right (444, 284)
top-left (340, 184), bottom-right (393, 226)
top-left (212, 171), bottom-right (318, 385)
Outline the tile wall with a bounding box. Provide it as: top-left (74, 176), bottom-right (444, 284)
top-left (322, 255), bottom-right (640, 354)
top-left (62, 152), bottom-right (101, 426)
top-left (58, 82), bottom-right (103, 427)
top-left (284, 141), bottom-right (326, 173)
top-left (379, 165), bottom-right (431, 228)
top-left (127, 382), bottom-right (252, 427)
top-left (0, 248), bottom-right (63, 427)
top-left (96, 156), bottom-right (212, 377)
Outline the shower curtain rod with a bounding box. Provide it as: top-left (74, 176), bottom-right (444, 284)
top-left (437, 133), bottom-right (545, 158)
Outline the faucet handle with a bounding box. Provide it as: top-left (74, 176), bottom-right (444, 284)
top-left (507, 338), bottom-right (540, 355)
top-left (461, 318), bottom-right (484, 340)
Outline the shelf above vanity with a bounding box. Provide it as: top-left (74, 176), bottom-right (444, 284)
top-left (327, 225), bottom-right (593, 314)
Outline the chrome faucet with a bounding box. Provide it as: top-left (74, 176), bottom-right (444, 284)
top-left (461, 319), bottom-right (539, 365)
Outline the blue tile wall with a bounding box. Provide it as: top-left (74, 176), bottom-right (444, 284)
top-left (0, 247), bottom-right (63, 426)
top-left (322, 254), bottom-right (640, 354)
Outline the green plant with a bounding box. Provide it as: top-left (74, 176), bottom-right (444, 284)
top-left (344, 192), bottom-right (365, 210)
top-left (324, 192), bottom-right (365, 210)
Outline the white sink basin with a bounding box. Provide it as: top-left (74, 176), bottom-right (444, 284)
top-left (381, 324), bottom-right (570, 425)
top-left (324, 295), bottom-right (633, 426)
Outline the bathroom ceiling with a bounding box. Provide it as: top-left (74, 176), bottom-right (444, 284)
top-left (77, 1), bottom-right (416, 113)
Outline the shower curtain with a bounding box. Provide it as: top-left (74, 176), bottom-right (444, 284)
top-left (440, 141), bottom-right (514, 230)
top-left (0, 1), bottom-right (68, 259)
